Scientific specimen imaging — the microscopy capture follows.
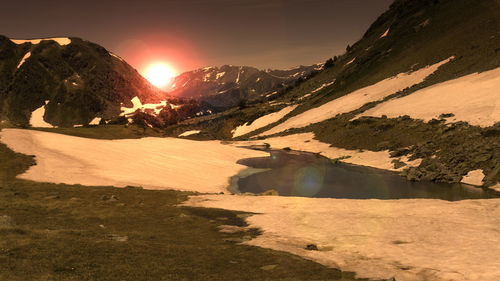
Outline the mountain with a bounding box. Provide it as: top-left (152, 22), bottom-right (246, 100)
top-left (0, 35), bottom-right (189, 127)
top-left (0, 36), bottom-right (321, 127)
top-left (167, 0), bottom-right (500, 187)
top-left (167, 64), bottom-right (322, 109)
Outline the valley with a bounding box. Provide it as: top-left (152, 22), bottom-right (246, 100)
top-left (0, 0), bottom-right (499, 280)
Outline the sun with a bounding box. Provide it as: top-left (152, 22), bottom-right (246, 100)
top-left (144, 62), bottom-right (176, 88)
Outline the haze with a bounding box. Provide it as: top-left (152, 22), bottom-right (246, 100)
top-left (1, 0), bottom-right (393, 75)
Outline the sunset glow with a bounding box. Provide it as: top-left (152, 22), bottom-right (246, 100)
top-left (144, 62), bottom-right (176, 88)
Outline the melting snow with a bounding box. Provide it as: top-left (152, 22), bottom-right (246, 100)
top-left (311, 81), bottom-right (335, 94)
top-left (460, 169), bottom-right (485, 186)
top-left (17, 52), bottom-right (31, 69)
top-left (203, 72), bottom-right (212, 82)
top-left (236, 67), bottom-right (242, 83)
top-left (179, 130), bottom-right (201, 137)
top-left (89, 117), bottom-right (101, 126)
top-left (120, 97), bottom-right (169, 116)
top-left (345, 57), bottom-right (356, 66)
top-left (109, 52), bottom-right (124, 61)
top-left (11, 37), bottom-right (71, 46)
top-left (380, 27), bottom-right (390, 38)
top-left (260, 57), bottom-right (454, 136)
top-left (216, 72), bottom-right (226, 79)
top-left (357, 67), bottom-right (500, 127)
top-left (185, 195), bottom-right (500, 281)
top-left (30, 101), bottom-right (53, 128)
top-left (0, 129), bottom-right (267, 193)
top-left (232, 105), bottom-right (298, 138)
top-left (265, 91), bottom-right (278, 98)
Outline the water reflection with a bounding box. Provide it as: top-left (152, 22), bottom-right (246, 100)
top-left (236, 150), bottom-right (497, 201)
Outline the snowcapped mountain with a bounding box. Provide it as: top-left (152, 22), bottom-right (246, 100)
top-left (167, 64), bottom-right (322, 109)
top-left (0, 35), bottom-right (196, 127)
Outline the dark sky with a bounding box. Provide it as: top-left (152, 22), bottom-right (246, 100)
top-left (1, 0), bottom-right (393, 75)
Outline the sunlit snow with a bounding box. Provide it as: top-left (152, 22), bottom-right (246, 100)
top-left (17, 52), bottom-right (31, 69)
top-left (260, 57), bottom-right (454, 136)
top-left (29, 101), bottom-right (53, 128)
top-left (357, 67), bottom-right (500, 127)
top-left (11, 37), bottom-right (71, 46)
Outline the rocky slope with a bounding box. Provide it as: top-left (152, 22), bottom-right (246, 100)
top-left (167, 0), bottom-right (500, 189)
top-left (0, 36), bottom-right (200, 127)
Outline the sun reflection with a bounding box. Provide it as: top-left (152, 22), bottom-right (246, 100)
top-left (293, 166), bottom-right (324, 197)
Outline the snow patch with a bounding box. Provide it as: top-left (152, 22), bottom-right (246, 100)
top-left (311, 81), bottom-right (335, 94)
top-left (203, 72), bottom-right (212, 82)
top-left (236, 67), bottom-right (242, 83)
top-left (460, 169), bottom-right (485, 186)
top-left (90, 117), bottom-right (101, 126)
top-left (17, 52), bottom-right (31, 69)
top-left (109, 52), bottom-right (124, 61)
top-left (216, 72), bottom-right (226, 79)
top-left (261, 57), bottom-right (454, 136)
top-left (232, 105), bottom-right (298, 138)
top-left (178, 130), bottom-right (201, 137)
top-left (0, 129), bottom-right (267, 194)
top-left (11, 37), bottom-right (71, 46)
top-left (120, 97), bottom-right (169, 116)
top-left (490, 183), bottom-right (500, 192)
top-left (380, 27), bottom-right (390, 38)
top-left (265, 91), bottom-right (278, 98)
top-left (357, 67), bottom-right (500, 127)
top-left (345, 57), bottom-right (356, 66)
top-left (185, 195), bottom-right (500, 281)
top-left (30, 101), bottom-right (53, 128)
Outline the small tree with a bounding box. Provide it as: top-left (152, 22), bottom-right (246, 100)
top-left (346, 44), bottom-right (352, 52)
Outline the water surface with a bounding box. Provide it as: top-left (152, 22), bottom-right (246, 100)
top-left (236, 150), bottom-right (496, 201)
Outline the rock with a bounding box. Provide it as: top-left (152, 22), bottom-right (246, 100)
top-left (101, 195), bottom-right (119, 202)
top-left (305, 244), bottom-right (319, 251)
top-left (260, 189), bottom-right (279, 196)
top-left (260, 264), bottom-right (278, 271)
top-left (390, 148), bottom-right (411, 158)
top-left (392, 159), bottom-right (407, 169)
top-left (107, 234), bottom-right (128, 242)
top-left (376, 141), bottom-right (391, 150)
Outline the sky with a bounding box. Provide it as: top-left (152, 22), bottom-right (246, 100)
top-left (1, 0), bottom-right (393, 75)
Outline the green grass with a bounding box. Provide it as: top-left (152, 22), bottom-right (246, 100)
top-left (0, 132), bottom-right (369, 280)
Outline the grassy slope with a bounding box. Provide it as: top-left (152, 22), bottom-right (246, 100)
top-left (0, 130), bottom-right (368, 281)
